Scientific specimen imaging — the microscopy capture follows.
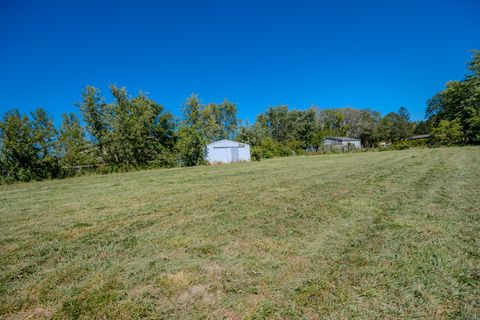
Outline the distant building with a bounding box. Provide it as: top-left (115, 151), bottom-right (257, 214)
top-left (305, 146), bottom-right (318, 152)
top-left (322, 137), bottom-right (362, 149)
top-left (407, 134), bottom-right (431, 141)
top-left (204, 139), bottom-right (251, 164)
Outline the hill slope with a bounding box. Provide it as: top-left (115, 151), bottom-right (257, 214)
top-left (1, 147), bottom-right (479, 319)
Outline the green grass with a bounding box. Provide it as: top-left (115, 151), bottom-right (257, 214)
top-left (1, 147), bottom-right (479, 319)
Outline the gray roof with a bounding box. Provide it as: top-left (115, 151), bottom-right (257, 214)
top-left (207, 139), bottom-right (248, 147)
top-left (407, 134), bottom-right (431, 140)
top-left (324, 136), bottom-right (361, 142)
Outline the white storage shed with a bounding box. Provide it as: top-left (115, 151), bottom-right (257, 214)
top-left (204, 139), bottom-right (251, 164)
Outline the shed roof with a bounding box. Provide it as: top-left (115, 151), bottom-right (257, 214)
top-left (324, 136), bottom-right (361, 142)
top-left (407, 134), bottom-right (431, 141)
top-left (206, 139), bottom-right (248, 147)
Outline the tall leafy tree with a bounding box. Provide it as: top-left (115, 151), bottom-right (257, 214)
top-left (202, 100), bottom-right (238, 141)
top-left (255, 106), bottom-right (319, 147)
top-left (31, 107), bottom-right (57, 159)
top-left (128, 90), bottom-right (176, 164)
top-left (78, 86), bottom-right (108, 156)
top-left (357, 110), bottom-right (382, 147)
top-left (431, 119), bottom-right (465, 145)
top-left (103, 85), bottom-right (175, 167)
top-left (182, 94), bottom-right (202, 127)
top-left (376, 112), bottom-right (402, 142)
top-left (397, 106), bottom-right (414, 139)
top-left (236, 125), bottom-right (268, 147)
top-left (426, 50), bottom-right (480, 143)
top-left (58, 112), bottom-right (94, 167)
top-left (318, 109), bottom-right (349, 137)
top-left (77, 85), bottom-right (176, 167)
top-left (413, 120), bottom-right (431, 134)
top-left (292, 108), bottom-right (319, 147)
top-left (0, 109), bottom-right (37, 181)
top-left (30, 107), bottom-right (61, 178)
top-left (376, 107), bottom-right (413, 142)
top-left (256, 106), bottom-right (293, 142)
top-left (177, 95), bottom-right (207, 166)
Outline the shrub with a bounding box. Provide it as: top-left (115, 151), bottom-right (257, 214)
top-left (152, 151), bottom-right (178, 168)
top-left (17, 167), bottom-right (34, 182)
top-left (386, 139), bottom-right (429, 150)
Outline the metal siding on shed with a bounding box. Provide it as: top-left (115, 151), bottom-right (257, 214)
top-left (205, 139), bottom-right (251, 164)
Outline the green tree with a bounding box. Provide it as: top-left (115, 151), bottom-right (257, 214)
top-left (397, 106), bottom-right (414, 138)
top-left (256, 106), bottom-right (293, 142)
top-left (413, 120), bottom-right (431, 134)
top-left (78, 86), bottom-right (108, 157)
top-left (182, 94), bottom-right (202, 127)
top-left (202, 100), bottom-right (238, 141)
top-left (376, 107), bottom-right (413, 142)
top-left (0, 109), bottom-right (37, 181)
top-left (431, 119), bottom-right (465, 145)
top-left (129, 91), bottom-right (176, 163)
top-left (358, 110), bottom-right (381, 147)
top-left (236, 124), bottom-right (269, 147)
top-left (176, 95), bottom-right (207, 166)
top-left (426, 50), bottom-right (480, 143)
top-left (103, 85), bottom-right (175, 167)
top-left (176, 126), bottom-right (206, 166)
top-left (31, 108), bottom-right (57, 159)
top-left (58, 112), bottom-right (95, 167)
top-left (78, 85), bottom-right (176, 168)
top-left (256, 106), bottom-right (319, 148)
top-left (292, 108), bottom-right (319, 147)
top-left (30, 107), bottom-right (62, 178)
top-left (318, 109), bottom-right (349, 137)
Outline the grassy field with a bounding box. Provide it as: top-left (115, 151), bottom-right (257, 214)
top-left (0, 147), bottom-right (479, 319)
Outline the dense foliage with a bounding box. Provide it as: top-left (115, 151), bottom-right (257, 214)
top-left (426, 50), bottom-right (480, 144)
top-left (1, 51), bottom-right (478, 182)
top-left (238, 106), bottom-right (419, 159)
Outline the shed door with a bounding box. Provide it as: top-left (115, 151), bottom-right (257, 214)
top-left (231, 148), bottom-right (239, 162)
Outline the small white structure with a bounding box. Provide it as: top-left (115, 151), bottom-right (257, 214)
top-left (204, 139), bottom-right (251, 164)
top-left (323, 137), bottom-right (362, 149)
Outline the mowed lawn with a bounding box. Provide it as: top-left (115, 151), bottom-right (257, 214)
top-left (1, 147), bottom-right (479, 319)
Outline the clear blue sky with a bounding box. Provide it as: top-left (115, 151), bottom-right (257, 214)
top-left (1, 0), bottom-right (479, 124)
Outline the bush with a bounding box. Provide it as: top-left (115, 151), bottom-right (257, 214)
top-left (252, 138), bottom-right (298, 159)
top-left (17, 167), bottom-right (34, 182)
top-left (391, 141), bottom-right (411, 150)
top-left (385, 139), bottom-right (428, 150)
top-left (0, 175), bottom-right (16, 185)
top-left (152, 151), bottom-right (178, 168)
top-left (251, 146), bottom-right (262, 161)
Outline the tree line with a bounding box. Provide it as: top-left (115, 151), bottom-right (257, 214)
top-left (1, 50), bottom-right (478, 182)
